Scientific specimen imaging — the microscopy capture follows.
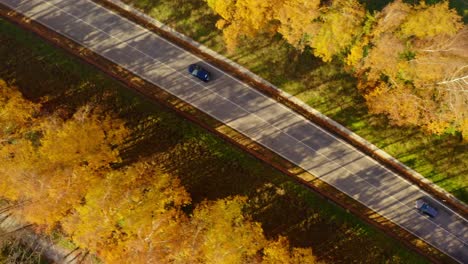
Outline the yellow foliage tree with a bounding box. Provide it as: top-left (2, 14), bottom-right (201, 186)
top-left (0, 82), bottom-right (320, 263)
top-left (62, 161), bottom-right (191, 263)
top-left (263, 236), bottom-right (316, 263)
top-left (364, 82), bottom-right (427, 127)
top-left (408, 26), bottom-right (468, 136)
top-left (0, 139), bottom-right (39, 201)
top-left (371, 0), bottom-right (411, 37)
top-left (311, 0), bottom-right (366, 62)
top-left (362, 33), bottom-right (406, 85)
top-left (274, 0), bottom-right (321, 49)
top-left (205, 0), bottom-right (283, 52)
top-left (0, 80), bottom-right (41, 201)
top-left (181, 197), bottom-right (266, 264)
top-left (16, 163), bottom-right (101, 230)
top-left (0, 79), bottom-right (39, 141)
top-left (354, 1), bottom-right (467, 138)
top-left (206, 0), bottom-right (236, 21)
top-left (0, 95), bottom-right (129, 229)
top-left (39, 106), bottom-right (128, 171)
top-left (173, 196), bottom-right (318, 264)
top-left (400, 1), bottom-right (463, 38)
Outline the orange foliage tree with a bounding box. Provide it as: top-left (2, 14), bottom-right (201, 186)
top-left (0, 80), bottom-right (39, 142)
top-left (352, 0), bottom-right (466, 137)
top-left (64, 176), bottom-right (317, 263)
top-left (0, 82), bottom-right (318, 263)
top-left (62, 161), bottom-right (191, 263)
top-left (206, 0), bottom-right (281, 51)
top-left (175, 197), bottom-right (317, 263)
top-left (205, 0), bottom-right (467, 138)
top-left (0, 80), bottom-right (41, 201)
top-left (274, 0), bottom-right (321, 50)
top-left (0, 89), bottom-right (128, 229)
top-left (310, 0), bottom-right (366, 62)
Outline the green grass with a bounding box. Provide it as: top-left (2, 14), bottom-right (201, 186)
top-left (123, 0), bottom-right (468, 203)
top-left (0, 17), bottom-right (430, 263)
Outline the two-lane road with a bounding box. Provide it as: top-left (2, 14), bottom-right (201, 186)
top-left (1, 0), bottom-right (467, 262)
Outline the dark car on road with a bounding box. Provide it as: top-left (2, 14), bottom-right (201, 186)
top-left (415, 199), bottom-right (438, 218)
top-left (188, 63), bottom-right (211, 82)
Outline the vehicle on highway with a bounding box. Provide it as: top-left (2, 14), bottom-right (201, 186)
top-left (188, 63), bottom-right (211, 82)
top-left (415, 199), bottom-right (438, 218)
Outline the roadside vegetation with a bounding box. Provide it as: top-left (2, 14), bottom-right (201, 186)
top-left (122, 0), bottom-right (468, 202)
top-left (0, 18), bottom-right (428, 263)
top-left (0, 224), bottom-right (46, 264)
top-left (0, 240), bottom-right (45, 264)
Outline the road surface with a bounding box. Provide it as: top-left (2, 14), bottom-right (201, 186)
top-left (1, 0), bottom-right (467, 262)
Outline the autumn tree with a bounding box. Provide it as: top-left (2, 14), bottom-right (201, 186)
top-left (352, 0), bottom-right (467, 137)
top-left (0, 80), bottom-right (41, 201)
top-left (0, 80), bottom-right (39, 143)
top-left (409, 2), bottom-right (464, 136)
top-left (206, 0), bottom-right (283, 51)
top-left (0, 138), bottom-right (39, 201)
top-left (62, 161), bottom-right (191, 264)
top-left (173, 197), bottom-right (317, 264)
top-left (310, 0), bottom-right (366, 62)
top-left (0, 98), bottom-right (129, 230)
top-left (65, 186), bottom-right (317, 263)
top-left (400, 1), bottom-right (462, 38)
top-left (0, 81), bottom-right (318, 263)
top-left (206, 0), bottom-right (365, 57)
top-left (27, 107), bottom-right (126, 229)
top-left (176, 196), bottom-right (266, 263)
top-left (274, 0), bottom-right (321, 50)
top-left (263, 236), bottom-right (317, 263)
top-left (39, 106), bottom-right (128, 171)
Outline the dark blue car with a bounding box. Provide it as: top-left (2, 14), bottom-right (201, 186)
top-left (415, 199), bottom-right (438, 218)
top-left (188, 63), bottom-right (211, 82)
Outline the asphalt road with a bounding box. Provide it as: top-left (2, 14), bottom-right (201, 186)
top-left (1, 0), bottom-right (467, 262)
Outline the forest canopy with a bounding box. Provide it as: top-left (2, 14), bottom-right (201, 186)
top-left (205, 0), bottom-right (467, 139)
top-left (0, 80), bottom-right (318, 263)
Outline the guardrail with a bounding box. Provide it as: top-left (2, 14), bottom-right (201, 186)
top-left (98, 0), bottom-right (468, 218)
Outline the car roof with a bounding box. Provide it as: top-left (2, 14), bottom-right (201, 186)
top-left (416, 199), bottom-right (438, 217)
top-left (421, 204), bottom-right (438, 216)
top-left (415, 199), bottom-right (425, 208)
